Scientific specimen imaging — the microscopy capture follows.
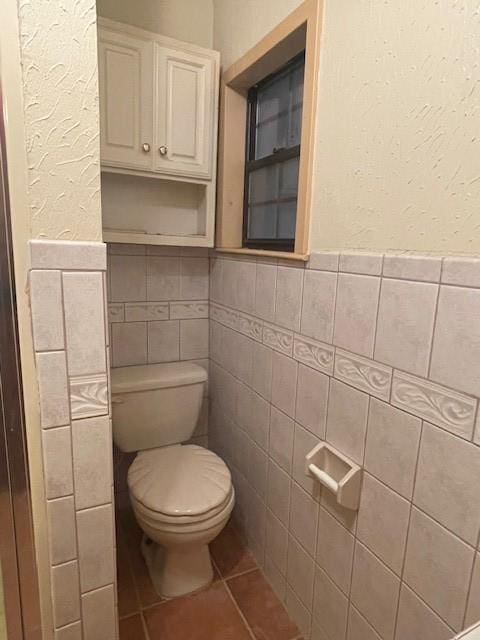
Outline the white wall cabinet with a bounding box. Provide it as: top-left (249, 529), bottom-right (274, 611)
top-left (97, 18), bottom-right (219, 247)
top-left (98, 31), bottom-right (153, 170)
top-left (98, 20), bottom-right (217, 181)
top-left (154, 47), bottom-right (214, 179)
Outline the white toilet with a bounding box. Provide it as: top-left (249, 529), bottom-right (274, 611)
top-left (111, 362), bottom-right (234, 598)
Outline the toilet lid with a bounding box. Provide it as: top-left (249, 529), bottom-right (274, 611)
top-left (128, 445), bottom-right (232, 518)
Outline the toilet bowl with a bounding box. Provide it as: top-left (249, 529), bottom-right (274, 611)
top-left (128, 444), bottom-right (234, 597)
top-left (111, 362), bottom-right (234, 598)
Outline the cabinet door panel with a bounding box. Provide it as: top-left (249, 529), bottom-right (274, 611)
top-left (155, 46), bottom-right (215, 178)
top-left (98, 29), bottom-right (153, 169)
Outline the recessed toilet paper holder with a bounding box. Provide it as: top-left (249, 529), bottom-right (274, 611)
top-left (305, 442), bottom-right (362, 510)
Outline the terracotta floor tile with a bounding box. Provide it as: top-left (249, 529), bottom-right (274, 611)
top-left (144, 581), bottom-right (252, 640)
top-left (227, 569), bottom-right (299, 640)
top-left (117, 531), bottom-right (140, 618)
top-left (210, 523), bottom-right (257, 578)
top-left (119, 614), bottom-right (146, 640)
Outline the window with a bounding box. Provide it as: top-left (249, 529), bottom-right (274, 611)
top-left (216, 0), bottom-right (322, 259)
top-left (243, 53), bottom-right (305, 251)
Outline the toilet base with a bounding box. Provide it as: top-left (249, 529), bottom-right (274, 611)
top-left (141, 535), bottom-right (214, 599)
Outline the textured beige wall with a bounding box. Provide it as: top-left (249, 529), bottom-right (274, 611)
top-left (213, 0), bottom-right (301, 69)
top-left (17, 0), bottom-right (102, 241)
top-left (213, 0), bottom-right (480, 254)
top-left (97, 0), bottom-right (214, 47)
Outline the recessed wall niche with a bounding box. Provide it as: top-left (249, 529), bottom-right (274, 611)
top-left (101, 172), bottom-right (210, 244)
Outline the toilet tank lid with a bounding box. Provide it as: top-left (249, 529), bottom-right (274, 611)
top-left (111, 362), bottom-right (207, 394)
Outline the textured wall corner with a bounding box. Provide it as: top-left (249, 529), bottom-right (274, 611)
top-left (18, 0), bottom-right (102, 241)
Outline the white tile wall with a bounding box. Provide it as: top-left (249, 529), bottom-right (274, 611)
top-left (28, 240), bottom-right (116, 639)
top-left (333, 274), bottom-right (380, 358)
top-left (107, 245), bottom-right (210, 381)
top-left (107, 244), bottom-right (210, 508)
top-left (208, 250), bottom-right (480, 640)
top-left (374, 278), bottom-right (438, 376)
top-left (31, 243), bottom-right (480, 640)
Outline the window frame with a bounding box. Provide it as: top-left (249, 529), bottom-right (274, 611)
top-left (216, 0), bottom-right (323, 260)
top-left (242, 52), bottom-right (305, 252)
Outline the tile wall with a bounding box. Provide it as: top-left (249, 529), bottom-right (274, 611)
top-left (106, 244), bottom-right (210, 501)
top-left (29, 240), bottom-right (117, 640)
top-left (208, 250), bottom-right (480, 640)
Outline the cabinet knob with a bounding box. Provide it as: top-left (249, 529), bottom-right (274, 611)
top-left (158, 145), bottom-right (168, 156)
top-left (142, 143), bottom-right (151, 153)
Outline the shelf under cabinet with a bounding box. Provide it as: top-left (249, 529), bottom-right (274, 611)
top-left (101, 172), bottom-right (214, 247)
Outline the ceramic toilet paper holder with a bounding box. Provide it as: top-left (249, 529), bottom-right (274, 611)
top-left (305, 442), bottom-right (362, 510)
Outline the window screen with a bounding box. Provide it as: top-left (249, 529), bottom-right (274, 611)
top-left (243, 52), bottom-right (305, 251)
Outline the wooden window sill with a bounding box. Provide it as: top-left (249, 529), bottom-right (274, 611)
top-left (215, 247), bottom-right (309, 261)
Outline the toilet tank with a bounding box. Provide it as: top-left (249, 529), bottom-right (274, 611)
top-left (111, 362), bottom-right (207, 453)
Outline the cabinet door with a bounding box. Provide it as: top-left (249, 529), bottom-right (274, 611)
top-left (154, 46), bottom-right (215, 179)
top-left (98, 29), bottom-right (153, 169)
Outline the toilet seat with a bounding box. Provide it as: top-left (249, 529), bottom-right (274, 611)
top-left (128, 444), bottom-right (233, 526)
top-left (130, 489), bottom-right (235, 539)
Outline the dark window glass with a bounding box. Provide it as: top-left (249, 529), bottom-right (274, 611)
top-left (243, 52), bottom-right (305, 251)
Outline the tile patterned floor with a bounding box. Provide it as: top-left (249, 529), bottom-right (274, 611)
top-left (116, 506), bottom-right (302, 640)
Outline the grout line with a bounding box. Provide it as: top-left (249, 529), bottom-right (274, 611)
top-left (140, 611), bottom-right (152, 640)
top-left (391, 418), bottom-right (425, 638)
top-left (223, 566), bottom-right (259, 582)
top-left (371, 272), bottom-right (383, 361)
top-left (56, 274), bottom-right (87, 627)
top-left (223, 577), bottom-right (257, 640)
top-left (462, 554), bottom-right (478, 631)
top-left (426, 280), bottom-right (441, 379)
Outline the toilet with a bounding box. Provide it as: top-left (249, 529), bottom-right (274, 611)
top-left (111, 362), bottom-right (234, 598)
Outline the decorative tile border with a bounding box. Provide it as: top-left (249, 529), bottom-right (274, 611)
top-left (125, 302), bottom-right (169, 322)
top-left (170, 301), bottom-right (209, 319)
top-left (210, 302), bottom-right (263, 342)
top-left (108, 303), bottom-right (125, 323)
top-left (237, 310), bottom-right (263, 342)
top-left (210, 302), bottom-right (239, 330)
top-left (293, 334), bottom-right (334, 375)
top-left (70, 374), bottom-right (109, 420)
top-left (109, 300), bottom-right (210, 322)
top-left (334, 349), bottom-right (392, 400)
top-left (262, 322), bottom-right (293, 356)
top-left (391, 371), bottom-right (477, 440)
